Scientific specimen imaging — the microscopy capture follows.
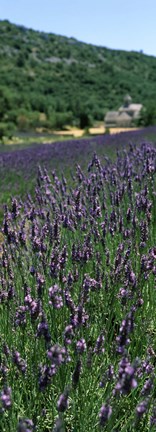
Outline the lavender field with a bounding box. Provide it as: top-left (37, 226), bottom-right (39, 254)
top-left (0, 127), bottom-right (156, 222)
top-left (0, 129), bottom-right (156, 431)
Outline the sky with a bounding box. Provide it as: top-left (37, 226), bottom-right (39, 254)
top-left (1, 0), bottom-right (156, 57)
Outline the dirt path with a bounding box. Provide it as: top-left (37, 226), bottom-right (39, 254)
top-left (53, 126), bottom-right (139, 137)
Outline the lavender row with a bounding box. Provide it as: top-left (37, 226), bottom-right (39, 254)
top-left (0, 127), bottom-right (156, 175)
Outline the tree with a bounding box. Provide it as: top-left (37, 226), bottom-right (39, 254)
top-left (79, 112), bottom-right (92, 129)
top-left (138, 104), bottom-right (156, 126)
top-left (16, 53), bottom-right (25, 67)
top-left (0, 122), bottom-right (15, 140)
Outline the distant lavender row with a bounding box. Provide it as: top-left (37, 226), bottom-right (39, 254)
top-left (0, 127), bottom-right (156, 175)
top-left (0, 138), bottom-right (156, 431)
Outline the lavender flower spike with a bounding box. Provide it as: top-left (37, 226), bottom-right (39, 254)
top-left (99, 403), bottom-right (112, 426)
top-left (0, 386), bottom-right (12, 411)
top-left (57, 387), bottom-right (69, 413)
top-left (17, 418), bottom-right (34, 432)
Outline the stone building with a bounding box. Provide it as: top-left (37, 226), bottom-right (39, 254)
top-left (104, 95), bottom-right (143, 128)
top-left (104, 111), bottom-right (119, 128)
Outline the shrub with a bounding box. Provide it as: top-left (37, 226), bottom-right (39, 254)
top-left (0, 122), bottom-right (16, 140)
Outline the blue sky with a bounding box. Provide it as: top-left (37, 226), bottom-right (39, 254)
top-left (1, 0), bottom-right (156, 56)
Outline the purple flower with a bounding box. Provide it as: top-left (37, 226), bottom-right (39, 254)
top-left (118, 287), bottom-right (131, 305)
top-left (36, 272), bottom-right (45, 298)
top-left (29, 266), bottom-right (36, 275)
top-left (99, 403), bottom-right (112, 426)
top-left (38, 364), bottom-right (56, 391)
top-left (15, 306), bottom-right (27, 327)
top-left (136, 399), bottom-right (149, 418)
top-left (30, 299), bottom-right (41, 321)
top-left (47, 344), bottom-right (67, 367)
top-left (0, 386), bottom-right (12, 411)
top-left (49, 285), bottom-right (63, 309)
top-left (11, 198), bottom-right (19, 219)
top-left (116, 309), bottom-right (135, 353)
top-left (64, 290), bottom-right (76, 313)
top-left (64, 324), bottom-right (74, 345)
top-left (86, 347), bottom-right (93, 369)
top-left (17, 418), bottom-right (34, 431)
top-left (52, 417), bottom-right (64, 432)
top-left (94, 333), bottom-right (105, 354)
top-left (129, 271), bottom-right (136, 288)
top-left (76, 338), bottom-right (86, 354)
top-left (141, 377), bottom-right (153, 396)
top-left (12, 351), bottom-right (27, 374)
top-left (57, 388), bottom-right (69, 412)
top-left (0, 360), bottom-right (9, 378)
top-left (150, 404), bottom-right (156, 426)
top-left (100, 365), bottom-right (115, 387)
top-left (36, 317), bottom-right (51, 343)
top-left (3, 343), bottom-right (10, 357)
top-left (114, 358), bottom-right (137, 395)
top-left (70, 305), bottom-right (89, 328)
top-left (72, 359), bottom-right (82, 387)
top-left (137, 358), bottom-right (154, 378)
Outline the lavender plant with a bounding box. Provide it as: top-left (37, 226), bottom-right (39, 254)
top-left (0, 139), bottom-right (156, 431)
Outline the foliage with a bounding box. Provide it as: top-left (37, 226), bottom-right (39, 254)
top-left (138, 104), bottom-right (156, 127)
top-left (104, 127), bottom-right (110, 135)
top-left (0, 20), bottom-right (156, 132)
top-left (79, 111), bottom-right (92, 129)
top-left (0, 121), bottom-right (16, 140)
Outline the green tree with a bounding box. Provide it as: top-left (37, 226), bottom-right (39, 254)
top-left (17, 109), bottom-right (30, 131)
top-left (16, 53), bottom-right (25, 67)
top-left (0, 122), bottom-right (16, 140)
top-left (79, 112), bottom-right (92, 129)
top-left (138, 104), bottom-right (156, 126)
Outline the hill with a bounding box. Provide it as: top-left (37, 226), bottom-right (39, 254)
top-left (0, 19), bottom-right (156, 132)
